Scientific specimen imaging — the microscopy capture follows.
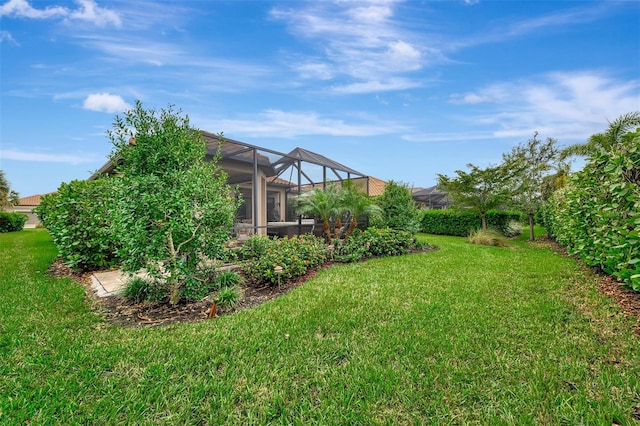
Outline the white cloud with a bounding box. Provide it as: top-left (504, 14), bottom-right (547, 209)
top-left (0, 149), bottom-right (96, 164)
top-left (0, 0), bottom-right (67, 19)
top-left (332, 77), bottom-right (422, 94)
top-left (83, 93), bottom-right (131, 113)
top-left (0, 0), bottom-right (121, 27)
top-left (271, 1), bottom-right (433, 93)
top-left (435, 71), bottom-right (640, 144)
top-left (68, 0), bottom-right (121, 27)
top-left (208, 109), bottom-right (406, 138)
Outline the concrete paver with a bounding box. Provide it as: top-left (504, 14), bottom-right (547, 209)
top-left (91, 270), bottom-right (127, 297)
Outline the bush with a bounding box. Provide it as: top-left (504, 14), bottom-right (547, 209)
top-left (0, 211), bottom-right (27, 233)
top-left (544, 132), bottom-right (640, 291)
top-left (213, 285), bottom-right (243, 311)
top-left (241, 234), bottom-right (328, 286)
top-left (503, 220), bottom-right (523, 238)
top-left (372, 181), bottom-right (421, 234)
top-left (419, 209), bottom-right (521, 237)
top-left (468, 228), bottom-right (508, 247)
top-left (215, 270), bottom-right (244, 288)
top-left (34, 179), bottom-right (120, 271)
top-left (121, 276), bottom-right (167, 302)
top-left (333, 227), bottom-right (421, 262)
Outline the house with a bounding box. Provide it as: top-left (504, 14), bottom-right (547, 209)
top-left (412, 185), bottom-right (451, 209)
top-left (6, 194), bottom-right (49, 228)
top-left (90, 131), bottom-right (371, 238)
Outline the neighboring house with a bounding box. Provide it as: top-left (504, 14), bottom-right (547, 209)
top-left (412, 185), bottom-right (451, 209)
top-left (6, 194), bottom-right (48, 228)
top-left (90, 131), bottom-right (370, 237)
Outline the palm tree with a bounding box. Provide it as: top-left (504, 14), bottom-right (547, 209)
top-left (0, 170), bottom-right (19, 210)
top-left (295, 183), bottom-right (342, 243)
top-left (340, 180), bottom-right (382, 239)
top-left (560, 112), bottom-right (640, 160)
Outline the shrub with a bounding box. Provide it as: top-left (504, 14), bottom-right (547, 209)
top-left (372, 181), bottom-right (421, 234)
top-left (0, 211), bottom-right (27, 233)
top-left (241, 234), bottom-right (328, 286)
top-left (215, 270), bottom-right (244, 288)
top-left (544, 131), bottom-right (640, 291)
top-left (503, 220), bottom-right (523, 238)
top-left (333, 227), bottom-right (420, 262)
top-left (121, 276), bottom-right (167, 302)
top-left (34, 179), bottom-right (120, 271)
top-left (420, 209), bottom-right (521, 237)
top-left (213, 285), bottom-right (243, 311)
top-left (180, 276), bottom-right (220, 302)
top-left (468, 228), bottom-right (508, 247)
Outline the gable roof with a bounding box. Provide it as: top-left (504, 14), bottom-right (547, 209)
top-left (17, 193), bottom-right (54, 206)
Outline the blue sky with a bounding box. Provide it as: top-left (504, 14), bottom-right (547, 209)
top-left (1, 0), bottom-right (639, 197)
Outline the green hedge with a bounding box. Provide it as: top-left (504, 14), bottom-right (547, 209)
top-left (420, 209), bottom-right (522, 237)
top-left (0, 211), bottom-right (28, 233)
top-left (542, 133), bottom-right (640, 291)
top-left (35, 179), bottom-right (120, 271)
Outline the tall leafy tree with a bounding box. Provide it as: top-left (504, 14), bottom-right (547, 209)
top-left (0, 170), bottom-right (20, 210)
top-left (108, 101), bottom-right (241, 305)
top-left (503, 132), bottom-right (559, 241)
top-left (560, 111), bottom-right (640, 160)
top-left (437, 164), bottom-right (509, 229)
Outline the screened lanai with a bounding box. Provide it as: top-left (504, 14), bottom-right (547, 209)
top-left (200, 132), bottom-right (369, 238)
top-left (412, 185), bottom-right (451, 210)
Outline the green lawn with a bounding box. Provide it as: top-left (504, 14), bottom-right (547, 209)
top-left (1, 229), bottom-right (639, 425)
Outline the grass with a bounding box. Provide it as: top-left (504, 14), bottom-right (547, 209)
top-left (1, 229), bottom-right (639, 424)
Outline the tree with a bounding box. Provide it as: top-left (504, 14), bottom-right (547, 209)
top-left (340, 180), bottom-right (382, 239)
top-left (373, 180), bottom-right (420, 234)
top-left (437, 165), bottom-right (509, 230)
top-left (295, 183), bottom-right (342, 243)
top-left (503, 132), bottom-right (559, 241)
top-left (560, 111), bottom-right (640, 160)
top-left (0, 170), bottom-right (20, 210)
top-left (107, 101), bottom-right (241, 305)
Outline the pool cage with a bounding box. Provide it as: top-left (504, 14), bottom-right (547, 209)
top-left (202, 132), bottom-right (369, 239)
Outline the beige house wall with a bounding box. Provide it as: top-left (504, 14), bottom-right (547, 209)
top-left (5, 206), bottom-right (38, 228)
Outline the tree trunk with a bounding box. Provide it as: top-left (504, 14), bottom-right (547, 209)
top-left (345, 216), bottom-right (358, 239)
top-left (481, 213), bottom-right (487, 229)
top-left (167, 230), bottom-right (180, 305)
top-left (169, 279), bottom-right (180, 305)
top-left (529, 213), bottom-right (535, 241)
top-left (334, 216), bottom-right (343, 240)
top-left (322, 219), bottom-right (331, 244)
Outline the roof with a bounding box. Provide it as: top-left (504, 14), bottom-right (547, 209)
top-left (347, 176), bottom-right (387, 197)
top-left (412, 185), bottom-right (451, 208)
top-left (90, 131), bottom-right (277, 181)
top-left (17, 193), bottom-right (54, 206)
top-left (299, 176), bottom-right (387, 197)
top-left (90, 135), bottom-right (369, 190)
top-left (272, 147), bottom-right (365, 178)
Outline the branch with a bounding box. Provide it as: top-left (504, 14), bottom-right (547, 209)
top-left (174, 222), bottom-right (202, 255)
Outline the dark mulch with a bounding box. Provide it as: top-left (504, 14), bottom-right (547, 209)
top-left (47, 257), bottom-right (328, 326)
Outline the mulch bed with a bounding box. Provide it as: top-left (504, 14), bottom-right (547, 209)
top-left (47, 257), bottom-right (327, 326)
top-left (47, 243), bottom-right (640, 333)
